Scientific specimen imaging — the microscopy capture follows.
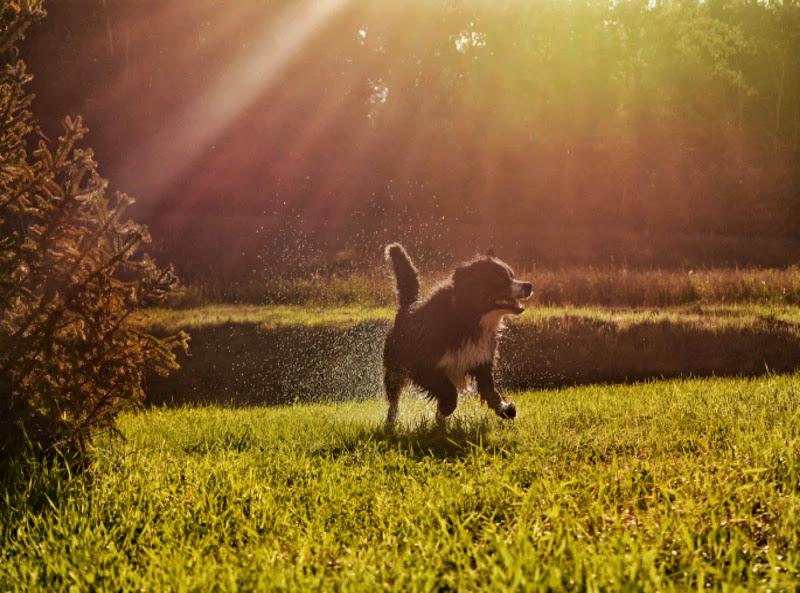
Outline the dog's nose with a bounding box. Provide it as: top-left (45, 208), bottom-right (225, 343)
top-left (522, 282), bottom-right (532, 298)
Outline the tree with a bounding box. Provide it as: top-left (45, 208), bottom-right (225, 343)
top-left (0, 0), bottom-right (188, 464)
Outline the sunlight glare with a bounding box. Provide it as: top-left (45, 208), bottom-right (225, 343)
top-left (122, 0), bottom-right (351, 201)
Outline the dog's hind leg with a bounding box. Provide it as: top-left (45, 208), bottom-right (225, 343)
top-left (471, 364), bottom-right (516, 419)
top-left (384, 369), bottom-right (407, 425)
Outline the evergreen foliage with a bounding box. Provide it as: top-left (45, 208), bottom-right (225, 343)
top-left (0, 0), bottom-right (188, 463)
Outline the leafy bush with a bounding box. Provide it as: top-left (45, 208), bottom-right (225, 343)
top-left (0, 1), bottom-right (187, 463)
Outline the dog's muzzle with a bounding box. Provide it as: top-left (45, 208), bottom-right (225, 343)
top-left (512, 281), bottom-right (533, 300)
top-left (492, 281), bottom-right (533, 314)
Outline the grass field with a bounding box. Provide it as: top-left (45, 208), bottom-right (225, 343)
top-left (139, 302), bottom-right (800, 334)
top-left (3, 375), bottom-right (799, 591)
top-left (137, 303), bottom-right (800, 407)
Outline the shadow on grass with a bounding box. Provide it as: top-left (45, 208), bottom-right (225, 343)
top-left (146, 320), bottom-right (388, 407)
top-left (318, 414), bottom-right (511, 461)
top-left (0, 448), bottom-right (85, 523)
top-left (145, 314), bottom-right (800, 407)
top-left (498, 315), bottom-right (800, 390)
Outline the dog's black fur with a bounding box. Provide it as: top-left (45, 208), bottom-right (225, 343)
top-left (383, 243), bottom-right (532, 424)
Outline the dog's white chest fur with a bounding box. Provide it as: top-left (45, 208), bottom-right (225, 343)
top-left (436, 312), bottom-right (505, 391)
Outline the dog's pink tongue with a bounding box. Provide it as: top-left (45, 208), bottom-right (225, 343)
top-left (493, 298), bottom-right (525, 314)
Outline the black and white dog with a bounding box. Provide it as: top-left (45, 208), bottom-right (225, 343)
top-left (383, 243), bottom-right (532, 424)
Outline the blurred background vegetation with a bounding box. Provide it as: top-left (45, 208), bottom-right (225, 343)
top-left (20, 0), bottom-right (800, 284)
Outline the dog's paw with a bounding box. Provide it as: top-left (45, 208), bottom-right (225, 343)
top-left (495, 401), bottom-right (516, 419)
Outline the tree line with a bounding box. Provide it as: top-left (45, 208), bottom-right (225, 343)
top-left (330, 0), bottom-right (800, 236)
top-left (20, 0), bottom-right (800, 273)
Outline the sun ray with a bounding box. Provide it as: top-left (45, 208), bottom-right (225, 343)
top-left (109, 0), bottom-right (353, 205)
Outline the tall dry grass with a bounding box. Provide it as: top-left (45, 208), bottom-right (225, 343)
top-left (530, 267), bottom-right (800, 307)
top-left (169, 267), bottom-right (800, 308)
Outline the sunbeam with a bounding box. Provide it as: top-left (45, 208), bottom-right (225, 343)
top-left (111, 0), bottom-right (352, 204)
top-left (21, 0), bottom-right (800, 273)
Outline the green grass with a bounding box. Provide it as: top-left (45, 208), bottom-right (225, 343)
top-left (139, 302), bottom-right (800, 334)
top-left (3, 375), bottom-right (800, 591)
top-left (522, 303), bottom-right (800, 329)
top-left (138, 303), bottom-right (395, 333)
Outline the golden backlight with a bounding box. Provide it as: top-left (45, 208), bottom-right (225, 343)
top-left (29, 0), bottom-right (800, 269)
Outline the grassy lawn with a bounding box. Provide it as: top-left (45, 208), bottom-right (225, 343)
top-left (3, 375), bottom-right (799, 591)
top-left (137, 304), bottom-right (396, 333)
top-left (139, 302), bottom-right (800, 334)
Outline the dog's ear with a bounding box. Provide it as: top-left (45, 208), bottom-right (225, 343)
top-left (452, 264), bottom-right (469, 288)
top-left (486, 247), bottom-right (496, 258)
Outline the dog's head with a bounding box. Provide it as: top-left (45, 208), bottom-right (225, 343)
top-left (452, 256), bottom-right (532, 316)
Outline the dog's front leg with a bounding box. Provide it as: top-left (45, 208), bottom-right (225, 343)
top-left (472, 364), bottom-right (516, 419)
top-left (416, 369), bottom-right (459, 423)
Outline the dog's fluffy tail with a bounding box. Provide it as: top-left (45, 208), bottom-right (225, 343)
top-left (385, 243), bottom-right (419, 310)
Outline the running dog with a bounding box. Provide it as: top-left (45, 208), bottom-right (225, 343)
top-left (383, 243), bottom-right (532, 424)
